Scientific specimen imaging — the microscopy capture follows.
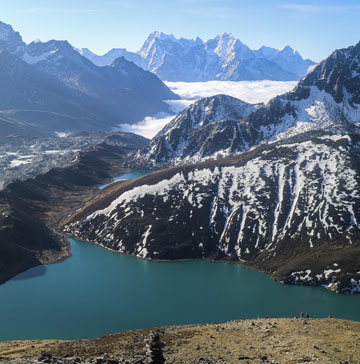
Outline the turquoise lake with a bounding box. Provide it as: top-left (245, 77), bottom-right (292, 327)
top-left (98, 170), bottom-right (150, 189)
top-left (0, 171), bottom-right (359, 341)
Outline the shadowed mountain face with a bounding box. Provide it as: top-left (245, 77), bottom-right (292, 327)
top-left (78, 32), bottom-right (315, 82)
top-left (64, 42), bottom-right (360, 293)
top-left (0, 49), bottom-right (118, 139)
top-left (0, 21), bottom-right (178, 142)
top-left (132, 42), bottom-right (360, 169)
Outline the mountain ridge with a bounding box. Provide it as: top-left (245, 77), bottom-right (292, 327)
top-left (130, 94), bottom-right (262, 168)
top-left (0, 20), bottom-right (179, 141)
top-left (78, 31), bottom-right (315, 82)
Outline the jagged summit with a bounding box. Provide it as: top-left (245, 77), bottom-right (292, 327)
top-left (280, 45), bottom-right (297, 54)
top-left (212, 32), bottom-right (237, 46)
top-left (0, 21), bottom-right (25, 55)
top-left (150, 31), bottom-right (177, 41)
top-left (298, 40), bottom-right (360, 108)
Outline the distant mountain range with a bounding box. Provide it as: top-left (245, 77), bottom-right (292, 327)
top-left (0, 21), bottom-right (178, 142)
top-left (131, 41), bottom-right (360, 168)
top-left (65, 41), bottom-right (360, 293)
top-left (78, 32), bottom-right (315, 82)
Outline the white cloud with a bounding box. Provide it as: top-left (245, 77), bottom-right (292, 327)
top-left (166, 80), bottom-right (297, 104)
top-left (119, 80), bottom-right (297, 138)
top-left (118, 113), bottom-right (174, 139)
top-left (166, 99), bottom-right (194, 112)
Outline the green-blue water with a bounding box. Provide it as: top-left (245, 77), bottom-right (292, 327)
top-left (1, 238), bottom-right (360, 341)
top-left (0, 170), bottom-right (359, 341)
top-left (98, 170), bottom-right (150, 190)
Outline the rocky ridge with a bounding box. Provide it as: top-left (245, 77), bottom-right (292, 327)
top-left (64, 42), bottom-right (360, 293)
top-left (130, 95), bottom-right (262, 168)
top-left (64, 128), bottom-right (360, 293)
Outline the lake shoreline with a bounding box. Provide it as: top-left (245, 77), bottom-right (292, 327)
top-left (65, 235), bottom-right (356, 295)
top-left (1, 236), bottom-right (360, 341)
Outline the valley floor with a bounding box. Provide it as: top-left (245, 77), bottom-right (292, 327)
top-left (0, 318), bottom-right (359, 364)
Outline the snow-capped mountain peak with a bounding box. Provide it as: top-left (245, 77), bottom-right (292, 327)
top-left (212, 32), bottom-right (240, 60)
top-left (78, 32), bottom-right (315, 82)
top-left (131, 40), bottom-right (360, 171)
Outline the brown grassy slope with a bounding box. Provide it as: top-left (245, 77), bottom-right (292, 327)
top-left (0, 318), bottom-right (359, 363)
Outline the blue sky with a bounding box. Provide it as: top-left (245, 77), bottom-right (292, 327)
top-left (1, 0), bottom-right (359, 62)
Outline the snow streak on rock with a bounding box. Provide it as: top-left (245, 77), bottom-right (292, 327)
top-left (65, 133), bottom-right (360, 292)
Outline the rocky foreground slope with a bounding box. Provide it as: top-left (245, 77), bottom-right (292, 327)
top-left (0, 318), bottom-right (359, 363)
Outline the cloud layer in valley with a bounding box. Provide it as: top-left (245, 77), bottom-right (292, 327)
top-left (119, 80), bottom-right (297, 138)
top-left (166, 80), bottom-right (298, 105)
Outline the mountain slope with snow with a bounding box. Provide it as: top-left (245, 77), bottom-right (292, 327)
top-left (131, 94), bottom-right (262, 167)
top-left (64, 41), bottom-right (360, 293)
top-left (65, 130), bottom-right (360, 293)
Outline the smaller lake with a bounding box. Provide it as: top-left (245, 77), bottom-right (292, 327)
top-left (98, 170), bottom-right (150, 189)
